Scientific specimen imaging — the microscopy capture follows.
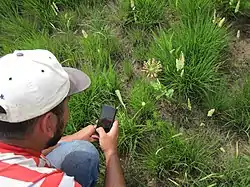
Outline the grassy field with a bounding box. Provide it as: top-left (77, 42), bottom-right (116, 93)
top-left (1, 0), bottom-right (250, 186)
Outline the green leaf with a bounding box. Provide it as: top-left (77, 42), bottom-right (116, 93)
top-left (151, 79), bottom-right (162, 91)
top-left (188, 98), bottom-right (192, 111)
top-left (235, 0), bottom-right (240, 13)
top-left (165, 89), bottom-right (174, 98)
top-left (115, 90), bottom-right (126, 110)
top-left (180, 69), bottom-right (184, 77)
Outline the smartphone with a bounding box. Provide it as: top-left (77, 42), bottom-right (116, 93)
top-left (97, 105), bottom-right (117, 133)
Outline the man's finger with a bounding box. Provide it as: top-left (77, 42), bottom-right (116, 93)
top-left (109, 120), bottom-right (119, 135)
top-left (90, 135), bottom-right (99, 142)
top-left (86, 125), bottom-right (96, 134)
top-left (96, 127), bottom-right (106, 137)
top-left (91, 134), bottom-right (99, 139)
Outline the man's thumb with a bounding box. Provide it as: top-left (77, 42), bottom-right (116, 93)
top-left (96, 127), bottom-right (106, 137)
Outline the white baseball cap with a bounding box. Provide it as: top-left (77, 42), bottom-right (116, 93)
top-left (0, 49), bottom-right (91, 123)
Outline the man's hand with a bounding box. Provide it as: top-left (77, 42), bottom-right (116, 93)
top-left (42, 125), bottom-right (97, 156)
top-left (61, 125), bottom-right (97, 142)
top-left (95, 121), bottom-right (126, 187)
top-left (95, 121), bottom-right (119, 157)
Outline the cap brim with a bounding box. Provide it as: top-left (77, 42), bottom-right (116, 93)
top-left (64, 67), bottom-right (91, 96)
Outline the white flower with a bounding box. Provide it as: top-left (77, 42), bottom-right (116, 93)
top-left (218, 17), bottom-right (226, 27)
top-left (82, 30), bottom-right (88, 38)
top-left (142, 58), bottom-right (162, 78)
top-left (237, 30), bottom-right (240, 39)
top-left (176, 51), bottom-right (185, 72)
top-left (207, 109), bottom-right (215, 117)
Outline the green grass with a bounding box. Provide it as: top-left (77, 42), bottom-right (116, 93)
top-left (118, 0), bottom-right (168, 30)
top-left (149, 0), bottom-right (230, 102)
top-left (121, 59), bottom-right (134, 80)
top-left (203, 79), bottom-right (232, 112)
top-left (66, 64), bottom-right (119, 134)
top-left (80, 30), bottom-right (121, 67)
top-left (1, 0), bottom-right (250, 186)
top-left (204, 76), bottom-right (250, 136)
top-left (140, 122), bottom-right (221, 186)
top-left (129, 78), bottom-right (156, 119)
top-left (217, 156), bottom-right (250, 187)
top-left (221, 76), bottom-right (250, 135)
top-left (216, 0), bottom-right (250, 18)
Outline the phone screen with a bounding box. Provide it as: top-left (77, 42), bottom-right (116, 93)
top-left (98, 105), bottom-right (117, 133)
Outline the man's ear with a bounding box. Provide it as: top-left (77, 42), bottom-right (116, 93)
top-left (38, 112), bottom-right (58, 138)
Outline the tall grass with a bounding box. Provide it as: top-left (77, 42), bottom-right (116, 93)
top-left (222, 76), bottom-right (250, 135)
top-left (55, 0), bottom-right (107, 8)
top-left (118, 0), bottom-right (168, 30)
top-left (0, 0), bottom-right (56, 31)
top-left (218, 156), bottom-right (250, 186)
top-left (168, 0), bottom-right (215, 25)
top-left (216, 0), bottom-right (250, 18)
top-left (117, 111), bottom-right (157, 155)
top-left (203, 79), bottom-right (232, 114)
top-left (1, 0), bottom-right (248, 186)
top-left (81, 30), bottom-right (121, 67)
top-left (129, 79), bottom-right (156, 119)
top-left (140, 121), bottom-right (221, 186)
top-left (149, 0), bottom-right (230, 101)
top-left (66, 64), bottom-right (119, 134)
top-left (204, 76), bottom-right (250, 135)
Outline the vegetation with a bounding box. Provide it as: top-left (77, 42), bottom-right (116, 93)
top-left (1, 0), bottom-right (250, 186)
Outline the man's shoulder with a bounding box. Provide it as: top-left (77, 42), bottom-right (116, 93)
top-left (36, 171), bottom-right (82, 187)
top-left (0, 152), bottom-right (81, 186)
top-left (0, 168), bottom-right (81, 187)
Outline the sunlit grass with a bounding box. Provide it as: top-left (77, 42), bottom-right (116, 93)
top-left (149, 0), bottom-right (230, 102)
top-left (0, 0), bottom-right (250, 186)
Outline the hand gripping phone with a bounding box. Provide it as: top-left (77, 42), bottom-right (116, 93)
top-left (97, 105), bottom-right (117, 133)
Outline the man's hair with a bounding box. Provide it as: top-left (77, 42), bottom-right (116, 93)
top-left (0, 99), bottom-right (65, 140)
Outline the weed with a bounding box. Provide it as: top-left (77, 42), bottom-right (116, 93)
top-left (150, 78), bottom-right (174, 100)
top-left (168, 0), bottom-right (215, 25)
top-left (129, 78), bottom-right (156, 119)
top-left (222, 76), bottom-right (250, 134)
top-left (124, 27), bottom-right (153, 61)
top-left (216, 0), bottom-right (250, 18)
top-left (117, 111), bottom-right (156, 155)
top-left (55, 0), bottom-right (107, 9)
top-left (149, 8), bottom-right (230, 101)
top-left (0, 0), bottom-right (56, 31)
top-left (1, 0), bottom-right (248, 186)
top-left (119, 0), bottom-right (168, 30)
top-left (203, 79), bottom-right (232, 112)
top-left (140, 121), bottom-right (220, 186)
top-left (80, 29), bottom-right (121, 67)
top-left (142, 58), bottom-right (162, 78)
top-left (0, 17), bottom-right (41, 54)
top-left (216, 156), bottom-right (250, 186)
top-left (122, 60), bottom-right (134, 80)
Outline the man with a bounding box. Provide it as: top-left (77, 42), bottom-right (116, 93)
top-left (0, 49), bottom-right (125, 187)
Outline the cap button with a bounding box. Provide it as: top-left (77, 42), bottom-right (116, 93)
top-left (16, 53), bottom-right (24, 57)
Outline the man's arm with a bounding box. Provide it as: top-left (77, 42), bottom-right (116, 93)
top-left (96, 121), bottom-right (126, 187)
top-left (105, 152), bottom-right (125, 187)
top-left (42, 125), bottom-right (97, 156)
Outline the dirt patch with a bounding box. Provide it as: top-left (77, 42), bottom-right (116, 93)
top-left (228, 17), bottom-right (250, 82)
top-left (230, 38), bottom-right (250, 69)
